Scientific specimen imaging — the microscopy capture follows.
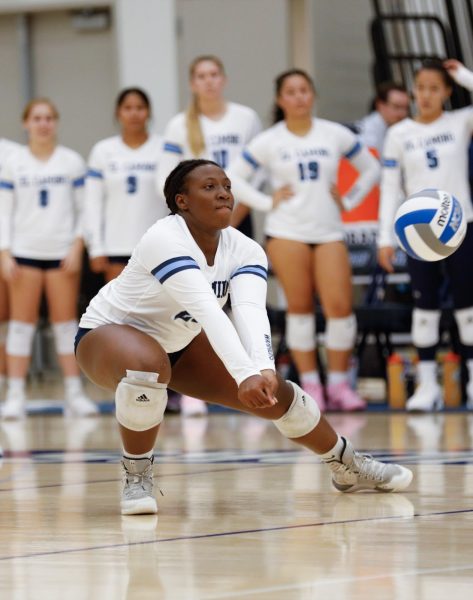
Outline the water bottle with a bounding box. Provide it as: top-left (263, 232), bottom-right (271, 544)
top-left (387, 353), bottom-right (406, 409)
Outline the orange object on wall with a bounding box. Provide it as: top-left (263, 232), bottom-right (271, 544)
top-left (338, 148), bottom-right (380, 223)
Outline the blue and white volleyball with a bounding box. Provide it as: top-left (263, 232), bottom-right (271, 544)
top-left (394, 189), bottom-right (466, 261)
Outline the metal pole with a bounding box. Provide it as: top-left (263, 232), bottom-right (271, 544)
top-left (17, 13), bottom-right (33, 105)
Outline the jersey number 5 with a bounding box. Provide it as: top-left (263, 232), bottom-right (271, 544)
top-left (426, 149), bottom-right (438, 169)
top-left (127, 175), bottom-right (138, 194)
top-left (298, 161), bottom-right (319, 181)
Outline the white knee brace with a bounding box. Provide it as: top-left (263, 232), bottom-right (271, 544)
top-left (52, 320), bottom-right (78, 355)
top-left (286, 313), bottom-right (316, 352)
top-left (325, 314), bottom-right (357, 351)
top-left (273, 381), bottom-right (321, 438)
top-left (412, 309), bottom-right (440, 348)
top-left (455, 306), bottom-right (473, 346)
top-left (115, 370), bottom-right (168, 432)
top-left (6, 320), bottom-right (36, 356)
top-left (0, 322), bottom-right (8, 345)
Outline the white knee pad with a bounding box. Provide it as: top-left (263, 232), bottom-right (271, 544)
top-left (52, 320), bottom-right (78, 355)
top-left (115, 370), bottom-right (168, 432)
top-left (325, 314), bottom-right (357, 351)
top-left (0, 322), bottom-right (8, 345)
top-left (273, 381), bottom-right (321, 438)
top-left (455, 306), bottom-right (473, 346)
top-left (5, 320), bottom-right (36, 356)
top-left (286, 313), bottom-right (316, 352)
top-left (412, 309), bottom-right (440, 348)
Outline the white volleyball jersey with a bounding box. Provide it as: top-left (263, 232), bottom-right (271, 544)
top-left (0, 145), bottom-right (85, 259)
top-left (0, 139), bottom-right (21, 176)
top-left (80, 215), bottom-right (274, 385)
top-left (157, 102), bottom-right (262, 193)
top-left (84, 134), bottom-right (167, 258)
top-left (228, 118), bottom-right (381, 243)
top-left (379, 109), bottom-right (473, 246)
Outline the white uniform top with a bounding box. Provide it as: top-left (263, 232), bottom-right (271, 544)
top-left (0, 145), bottom-right (85, 259)
top-left (156, 102), bottom-right (262, 193)
top-left (379, 65), bottom-right (473, 247)
top-left (79, 215), bottom-right (275, 385)
top-left (84, 134), bottom-right (167, 258)
top-left (227, 118), bottom-right (381, 243)
top-left (355, 111), bottom-right (388, 155)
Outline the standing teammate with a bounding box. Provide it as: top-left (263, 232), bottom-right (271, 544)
top-left (0, 138), bottom-right (21, 396)
top-left (76, 159), bottom-right (412, 515)
top-left (227, 69), bottom-right (381, 412)
top-left (0, 98), bottom-right (97, 419)
top-left (84, 88), bottom-right (166, 282)
top-left (378, 59), bottom-right (473, 411)
top-left (156, 55), bottom-right (263, 415)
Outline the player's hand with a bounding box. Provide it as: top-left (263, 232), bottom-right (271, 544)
top-left (0, 250), bottom-right (19, 281)
top-left (90, 256), bottom-right (109, 273)
top-left (378, 246), bottom-right (395, 273)
top-left (443, 59), bottom-right (463, 75)
top-left (61, 240), bottom-right (83, 273)
top-left (330, 184), bottom-right (344, 211)
top-left (260, 369), bottom-right (278, 398)
top-left (272, 185), bottom-right (294, 208)
top-left (238, 374), bottom-right (278, 409)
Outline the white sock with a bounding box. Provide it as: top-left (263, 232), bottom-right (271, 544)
top-left (64, 376), bottom-right (83, 399)
top-left (417, 361), bottom-right (437, 386)
top-left (319, 435), bottom-right (346, 461)
top-left (7, 377), bottom-right (26, 396)
top-left (300, 370), bottom-right (320, 386)
top-left (123, 449), bottom-right (154, 460)
top-left (328, 371), bottom-right (348, 386)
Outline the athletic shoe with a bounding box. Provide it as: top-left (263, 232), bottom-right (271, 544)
top-left (323, 437), bottom-right (413, 493)
top-left (1, 392), bottom-right (26, 420)
top-left (180, 395), bottom-right (208, 417)
top-left (406, 382), bottom-right (443, 412)
top-left (121, 456), bottom-right (158, 515)
top-left (326, 381), bottom-right (367, 412)
top-left (301, 381), bottom-right (326, 412)
top-left (64, 393), bottom-right (99, 418)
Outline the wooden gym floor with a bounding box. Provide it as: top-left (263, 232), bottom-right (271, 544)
top-left (1, 398), bottom-right (473, 599)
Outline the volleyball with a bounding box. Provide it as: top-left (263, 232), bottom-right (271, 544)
top-left (393, 189), bottom-right (466, 261)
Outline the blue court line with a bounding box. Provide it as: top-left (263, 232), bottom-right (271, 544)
top-left (0, 506), bottom-right (472, 562)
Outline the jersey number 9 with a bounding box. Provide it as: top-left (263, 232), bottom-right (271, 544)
top-left (127, 175), bottom-right (138, 194)
top-left (298, 161), bottom-right (319, 181)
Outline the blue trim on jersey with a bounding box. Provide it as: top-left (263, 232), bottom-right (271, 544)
top-left (395, 209), bottom-right (437, 260)
top-left (344, 141), bottom-right (362, 160)
top-left (152, 256), bottom-right (200, 284)
top-left (231, 264), bottom-right (268, 281)
top-left (72, 176), bottom-right (85, 188)
top-left (0, 180), bottom-right (14, 190)
top-left (164, 142), bottom-right (183, 155)
top-left (382, 158), bottom-right (398, 168)
top-left (87, 168), bottom-right (103, 179)
top-left (242, 150), bottom-right (260, 170)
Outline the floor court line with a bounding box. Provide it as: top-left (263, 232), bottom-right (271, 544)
top-left (0, 506), bottom-right (472, 563)
top-left (200, 562), bottom-right (473, 599)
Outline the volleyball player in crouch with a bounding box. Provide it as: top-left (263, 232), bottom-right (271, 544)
top-left (227, 69), bottom-right (381, 412)
top-left (0, 99), bottom-right (97, 419)
top-left (378, 59), bottom-right (473, 411)
top-left (75, 159), bottom-right (412, 515)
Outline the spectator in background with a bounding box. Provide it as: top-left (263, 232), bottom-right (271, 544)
top-left (156, 55), bottom-right (263, 416)
top-left (0, 98), bottom-right (97, 419)
top-left (228, 69), bottom-right (381, 412)
top-left (355, 82), bottom-right (410, 155)
top-left (0, 137), bottom-right (21, 397)
top-left (84, 88), bottom-right (166, 283)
